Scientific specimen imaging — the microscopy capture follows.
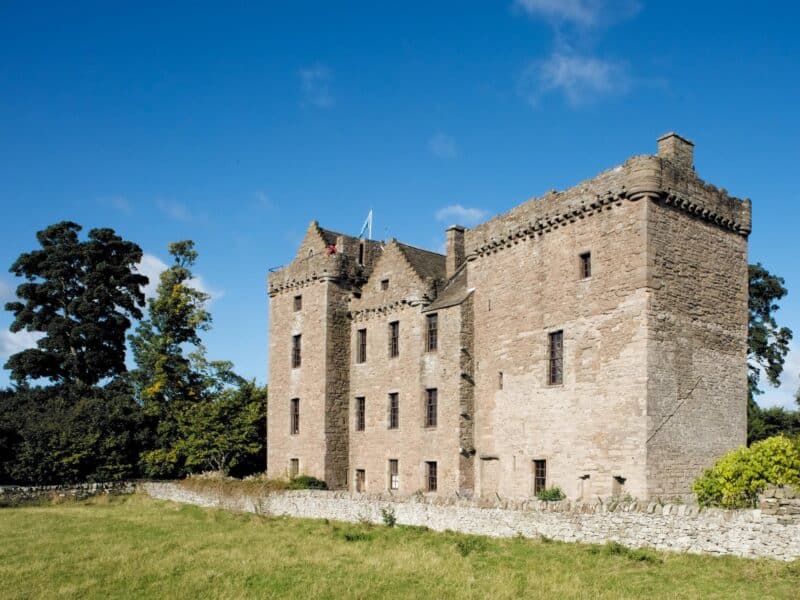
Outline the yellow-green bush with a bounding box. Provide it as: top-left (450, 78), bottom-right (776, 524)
top-left (693, 436), bottom-right (800, 508)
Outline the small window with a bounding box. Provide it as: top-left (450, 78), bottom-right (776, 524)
top-left (548, 330), bottom-right (563, 385)
top-left (355, 397), bottom-right (366, 431)
top-left (426, 461), bottom-right (437, 492)
top-left (355, 469), bottom-right (366, 492)
top-left (425, 388), bottom-right (437, 428)
top-left (292, 334), bottom-right (302, 368)
top-left (358, 242), bottom-right (365, 266)
top-left (580, 252), bottom-right (592, 279)
top-left (533, 459), bottom-right (547, 495)
top-left (381, 279), bottom-right (389, 291)
top-left (389, 321), bottom-right (399, 358)
top-left (612, 475), bottom-right (627, 496)
top-left (290, 398), bottom-right (300, 435)
top-left (388, 393), bottom-right (399, 429)
top-left (356, 329), bottom-right (367, 363)
top-left (498, 371), bottom-right (503, 390)
top-left (426, 314), bottom-right (438, 352)
top-left (388, 459), bottom-right (399, 491)
top-left (293, 295), bottom-right (302, 311)
top-left (289, 458), bottom-right (299, 478)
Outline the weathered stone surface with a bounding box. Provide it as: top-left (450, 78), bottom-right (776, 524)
top-left (0, 482), bottom-right (135, 506)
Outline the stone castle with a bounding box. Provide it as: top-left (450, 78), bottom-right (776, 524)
top-left (266, 133), bottom-right (751, 500)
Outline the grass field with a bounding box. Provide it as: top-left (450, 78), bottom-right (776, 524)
top-left (0, 495), bottom-right (798, 599)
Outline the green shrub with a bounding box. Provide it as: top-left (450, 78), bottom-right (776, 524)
top-left (287, 475), bottom-right (328, 490)
top-left (381, 507), bottom-right (397, 527)
top-left (692, 435), bottom-right (800, 508)
top-left (536, 486), bottom-right (566, 502)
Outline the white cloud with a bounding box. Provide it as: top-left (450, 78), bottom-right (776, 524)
top-left (0, 329), bottom-right (43, 361)
top-left (521, 52), bottom-right (628, 107)
top-left (299, 64), bottom-right (334, 108)
top-left (135, 253), bottom-right (224, 303)
top-left (435, 204), bottom-right (489, 226)
top-left (758, 342), bottom-right (800, 411)
top-left (514, 0), bottom-right (640, 28)
top-left (105, 195), bottom-right (132, 214)
top-left (0, 279), bottom-right (14, 301)
top-left (157, 199), bottom-right (194, 223)
top-left (428, 133), bottom-right (458, 159)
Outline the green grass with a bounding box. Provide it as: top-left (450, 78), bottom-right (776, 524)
top-left (0, 495), bottom-right (798, 599)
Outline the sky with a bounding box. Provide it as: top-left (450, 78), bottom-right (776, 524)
top-left (1, 1), bottom-right (799, 409)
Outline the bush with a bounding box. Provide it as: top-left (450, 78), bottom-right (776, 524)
top-left (536, 486), bottom-right (566, 502)
top-left (693, 435), bottom-right (800, 508)
top-left (381, 507), bottom-right (397, 527)
top-left (287, 475), bottom-right (328, 490)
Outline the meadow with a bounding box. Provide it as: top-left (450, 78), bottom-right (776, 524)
top-left (0, 495), bottom-right (797, 599)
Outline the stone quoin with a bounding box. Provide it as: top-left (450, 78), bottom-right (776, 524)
top-left (266, 133), bottom-right (750, 501)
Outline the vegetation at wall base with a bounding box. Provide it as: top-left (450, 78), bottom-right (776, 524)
top-left (0, 495), bottom-right (797, 599)
top-left (536, 486), bottom-right (566, 501)
top-left (693, 435), bottom-right (800, 508)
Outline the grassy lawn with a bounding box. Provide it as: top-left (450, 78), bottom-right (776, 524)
top-left (0, 495), bottom-right (798, 599)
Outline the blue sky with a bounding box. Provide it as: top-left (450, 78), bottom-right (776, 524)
top-left (1, 1), bottom-right (798, 409)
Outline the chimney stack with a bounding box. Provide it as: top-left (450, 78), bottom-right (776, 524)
top-left (657, 132), bottom-right (695, 171)
top-left (445, 225), bottom-right (466, 279)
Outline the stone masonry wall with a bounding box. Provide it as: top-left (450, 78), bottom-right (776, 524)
top-left (140, 482), bottom-right (800, 561)
top-left (0, 482), bottom-right (135, 506)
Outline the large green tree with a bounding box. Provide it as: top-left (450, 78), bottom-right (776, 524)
top-left (4, 222), bottom-right (148, 386)
top-left (747, 262), bottom-right (796, 443)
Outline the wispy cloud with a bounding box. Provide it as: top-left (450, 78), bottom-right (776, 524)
top-left (135, 253), bottom-right (224, 303)
top-left (300, 64), bottom-right (334, 108)
top-left (104, 195), bottom-right (133, 214)
top-left (157, 199), bottom-right (194, 223)
top-left (514, 0), bottom-right (640, 28)
top-left (435, 204), bottom-right (489, 226)
top-left (0, 329), bottom-right (43, 362)
top-left (428, 133), bottom-right (458, 159)
top-left (758, 342), bottom-right (800, 411)
top-left (254, 191), bottom-right (274, 210)
top-left (0, 279), bottom-right (14, 301)
top-left (521, 52), bottom-right (629, 107)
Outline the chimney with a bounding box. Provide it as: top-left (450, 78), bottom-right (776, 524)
top-left (657, 132), bottom-right (695, 171)
top-left (446, 225), bottom-right (466, 279)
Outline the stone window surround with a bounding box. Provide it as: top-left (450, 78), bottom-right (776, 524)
top-left (578, 250), bottom-right (592, 279)
top-left (547, 330), bottom-right (563, 386)
top-left (388, 392), bottom-right (399, 430)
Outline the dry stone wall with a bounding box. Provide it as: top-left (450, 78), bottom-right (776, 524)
top-left (141, 482), bottom-right (800, 561)
top-left (0, 482), bottom-right (135, 506)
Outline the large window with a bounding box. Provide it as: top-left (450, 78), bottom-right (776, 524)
top-left (389, 321), bottom-right (399, 358)
top-left (291, 334), bottom-right (302, 368)
top-left (533, 459), bottom-right (546, 495)
top-left (426, 314), bottom-right (438, 352)
top-left (290, 398), bottom-right (300, 435)
top-left (548, 330), bottom-right (563, 385)
top-left (388, 393), bottom-right (399, 429)
top-left (355, 397), bottom-right (366, 431)
top-left (426, 461), bottom-right (438, 492)
top-left (357, 328), bottom-right (367, 363)
top-left (388, 459), bottom-right (399, 491)
top-left (425, 388), bottom-right (437, 428)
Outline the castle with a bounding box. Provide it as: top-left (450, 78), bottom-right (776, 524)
top-left (266, 133), bottom-right (750, 500)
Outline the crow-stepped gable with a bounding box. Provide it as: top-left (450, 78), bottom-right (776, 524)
top-left (267, 133), bottom-right (750, 500)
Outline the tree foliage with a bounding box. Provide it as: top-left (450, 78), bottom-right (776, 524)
top-left (693, 436), bottom-right (800, 508)
top-left (4, 222), bottom-right (148, 386)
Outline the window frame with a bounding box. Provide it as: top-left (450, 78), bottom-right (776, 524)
top-left (355, 396), bottom-right (366, 431)
top-left (355, 469), bottom-right (366, 492)
top-left (388, 392), bottom-right (399, 429)
top-left (291, 334), bottom-right (302, 368)
top-left (548, 330), bottom-right (563, 386)
top-left (293, 294), bottom-right (302, 311)
top-left (426, 461), bottom-right (438, 492)
top-left (356, 328), bottom-right (367, 364)
top-left (424, 388), bottom-right (438, 428)
top-left (533, 459), bottom-right (546, 495)
top-left (290, 398), bottom-right (300, 435)
top-left (426, 313), bottom-right (438, 352)
top-left (388, 459), bottom-right (399, 491)
top-left (289, 458), bottom-right (299, 478)
top-left (579, 251), bottom-right (592, 279)
top-left (388, 321), bottom-right (399, 358)
top-left (381, 278), bottom-right (389, 291)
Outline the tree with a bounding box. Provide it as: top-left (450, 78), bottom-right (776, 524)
top-left (178, 381), bottom-right (267, 476)
top-left (4, 222), bottom-right (148, 386)
top-left (129, 240), bottom-right (222, 477)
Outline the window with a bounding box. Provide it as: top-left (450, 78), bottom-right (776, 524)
top-left (389, 321), bottom-right (399, 358)
top-left (358, 242), bottom-right (365, 266)
top-left (612, 475), bottom-right (627, 496)
top-left (289, 458), bottom-right (299, 478)
top-left (290, 398), bottom-right (300, 435)
top-left (548, 330), bottom-right (563, 385)
top-left (498, 371), bottom-right (504, 390)
top-left (357, 329), bottom-right (367, 363)
top-left (381, 279), bottom-right (389, 290)
top-left (356, 469), bottom-right (366, 492)
top-left (355, 397), bottom-right (366, 431)
top-left (533, 459), bottom-right (547, 495)
top-left (388, 459), bottom-right (399, 491)
top-left (426, 461), bottom-right (438, 492)
top-left (425, 388), bottom-right (437, 428)
top-left (292, 334), bottom-right (302, 368)
top-left (388, 393), bottom-right (399, 429)
top-left (580, 252), bottom-right (592, 279)
top-left (293, 295), bottom-right (302, 311)
top-left (426, 314), bottom-right (438, 352)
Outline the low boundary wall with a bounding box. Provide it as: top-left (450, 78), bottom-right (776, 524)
top-left (0, 481), bottom-right (135, 506)
top-left (140, 482), bottom-right (800, 561)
